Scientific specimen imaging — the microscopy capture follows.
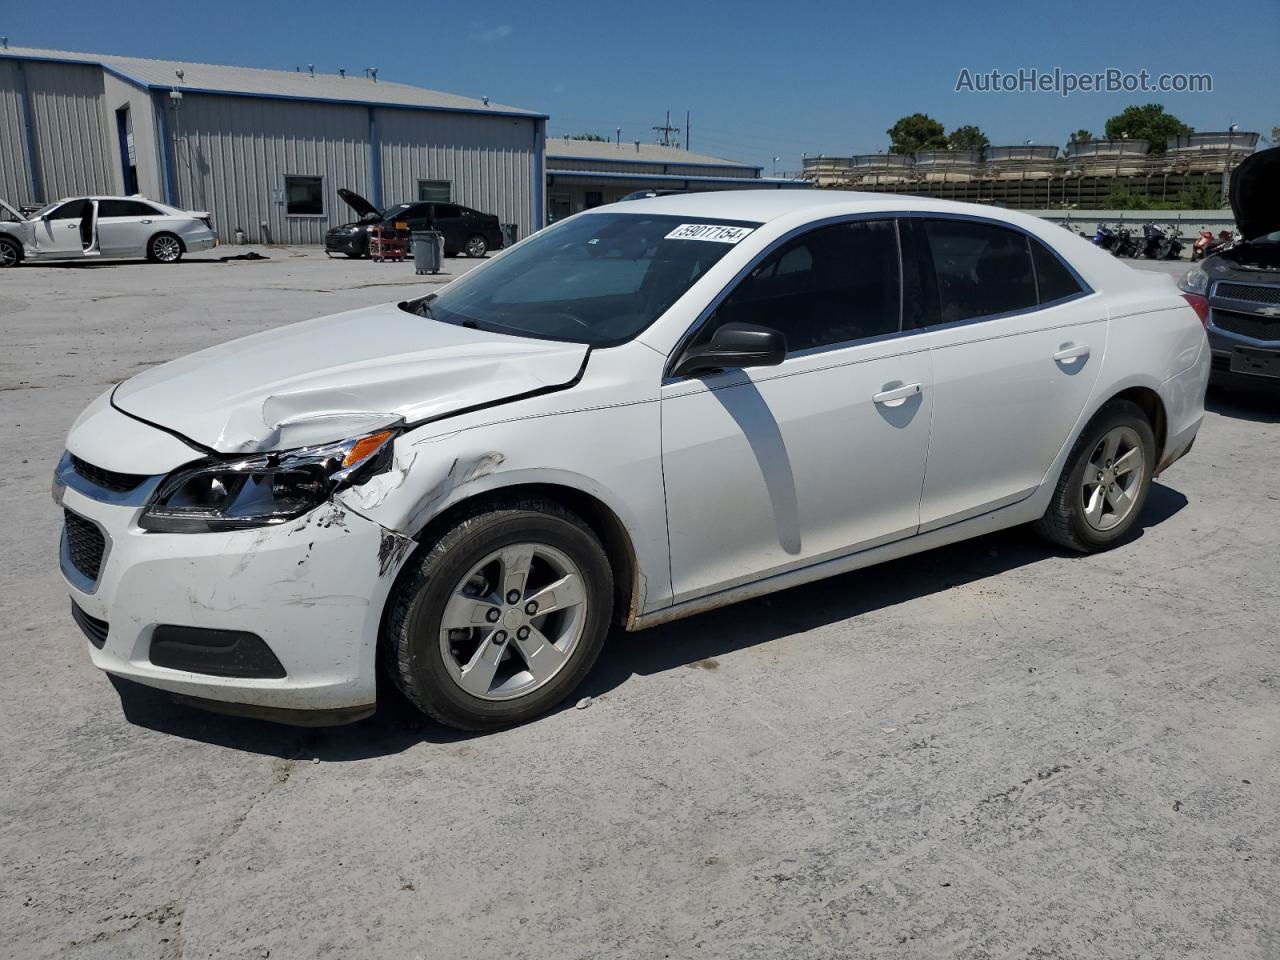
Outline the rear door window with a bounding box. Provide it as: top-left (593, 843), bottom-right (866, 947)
top-left (98, 199), bottom-right (161, 218)
top-left (919, 219), bottom-right (1038, 324)
top-left (1029, 237), bottom-right (1085, 304)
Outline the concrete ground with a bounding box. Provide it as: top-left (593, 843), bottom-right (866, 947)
top-left (1, 250), bottom-right (1277, 960)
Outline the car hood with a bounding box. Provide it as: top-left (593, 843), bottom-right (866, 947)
top-left (338, 188), bottom-right (380, 221)
top-left (1229, 146), bottom-right (1280, 241)
top-left (112, 304), bottom-right (588, 454)
top-left (0, 197), bottom-right (27, 221)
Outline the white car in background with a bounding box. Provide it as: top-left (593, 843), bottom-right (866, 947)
top-left (0, 195), bottom-right (216, 266)
top-left (53, 191), bottom-right (1209, 731)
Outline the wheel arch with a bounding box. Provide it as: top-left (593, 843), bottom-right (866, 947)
top-left (151, 230), bottom-right (187, 253)
top-left (1107, 385), bottom-right (1167, 465)
top-left (407, 481), bottom-right (643, 629)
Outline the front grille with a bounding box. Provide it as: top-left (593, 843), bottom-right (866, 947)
top-left (1214, 282), bottom-right (1280, 306)
top-left (70, 601), bottom-right (108, 649)
top-left (1210, 308), bottom-right (1280, 343)
top-left (69, 454), bottom-right (146, 493)
top-left (64, 510), bottom-right (106, 582)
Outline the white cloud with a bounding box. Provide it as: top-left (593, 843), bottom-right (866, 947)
top-left (473, 22), bottom-right (513, 42)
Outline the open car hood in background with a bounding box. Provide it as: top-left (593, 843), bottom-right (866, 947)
top-left (1229, 146), bottom-right (1280, 242)
top-left (337, 188), bottom-right (380, 221)
top-left (112, 304), bottom-right (589, 454)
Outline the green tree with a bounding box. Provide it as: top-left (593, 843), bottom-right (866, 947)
top-left (947, 125), bottom-right (989, 152)
top-left (887, 113), bottom-right (947, 155)
top-left (1103, 105), bottom-right (1192, 154)
top-left (1178, 182), bottom-right (1222, 209)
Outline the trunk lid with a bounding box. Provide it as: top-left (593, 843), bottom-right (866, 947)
top-left (112, 304), bottom-right (588, 453)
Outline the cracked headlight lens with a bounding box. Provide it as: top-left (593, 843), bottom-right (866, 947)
top-left (139, 430), bottom-right (397, 533)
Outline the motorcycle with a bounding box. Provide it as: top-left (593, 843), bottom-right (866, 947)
top-left (1139, 224), bottom-right (1164, 259)
top-left (1191, 229), bottom-right (1236, 261)
top-left (1092, 224), bottom-right (1118, 252)
top-left (1111, 226), bottom-right (1140, 258)
top-left (1158, 226), bottom-right (1184, 261)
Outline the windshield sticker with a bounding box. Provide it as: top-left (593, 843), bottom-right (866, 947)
top-left (664, 223), bottom-right (754, 244)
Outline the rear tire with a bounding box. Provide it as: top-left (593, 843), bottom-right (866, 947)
top-left (1033, 399), bottom-right (1156, 553)
top-left (0, 236), bottom-right (21, 267)
top-left (463, 234), bottom-right (488, 258)
top-left (382, 498), bottom-right (613, 731)
top-left (147, 232), bottom-right (183, 263)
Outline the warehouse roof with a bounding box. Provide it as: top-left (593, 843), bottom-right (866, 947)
top-left (0, 46), bottom-right (545, 119)
top-left (546, 137), bottom-right (760, 170)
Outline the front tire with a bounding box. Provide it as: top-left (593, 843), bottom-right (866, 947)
top-left (0, 236), bottom-right (21, 267)
top-left (1033, 399), bottom-right (1156, 552)
top-left (147, 232), bottom-right (183, 263)
top-left (383, 498), bottom-right (613, 730)
top-left (463, 234), bottom-right (488, 258)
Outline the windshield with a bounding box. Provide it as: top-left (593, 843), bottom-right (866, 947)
top-left (408, 213), bottom-right (759, 346)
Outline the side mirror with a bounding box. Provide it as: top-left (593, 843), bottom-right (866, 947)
top-left (671, 322), bottom-right (787, 378)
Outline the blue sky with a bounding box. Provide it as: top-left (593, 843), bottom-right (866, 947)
top-left (6, 0), bottom-right (1278, 171)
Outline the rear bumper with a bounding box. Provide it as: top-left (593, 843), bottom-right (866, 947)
top-left (1155, 336), bottom-right (1210, 475)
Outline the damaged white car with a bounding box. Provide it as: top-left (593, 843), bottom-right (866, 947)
top-left (54, 192), bottom-right (1209, 730)
top-left (0, 195), bottom-right (215, 266)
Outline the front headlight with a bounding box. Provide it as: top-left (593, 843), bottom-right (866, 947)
top-left (139, 430), bottom-right (397, 533)
top-left (1178, 267), bottom-right (1209, 296)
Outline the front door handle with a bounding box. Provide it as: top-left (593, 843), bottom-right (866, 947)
top-left (1053, 344), bottom-right (1090, 364)
top-left (67, 223), bottom-right (79, 229)
top-left (140, 219), bottom-right (152, 224)
top-left (872, 382), bottom-right (922, 406)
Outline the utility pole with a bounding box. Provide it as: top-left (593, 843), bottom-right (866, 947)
top-left (652, 110), bottom-right (681, 148)
top-left (685, 111), bottom-right (690, 151)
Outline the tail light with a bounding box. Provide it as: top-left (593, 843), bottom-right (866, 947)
top-left (1182, 293), bottom-right (1209, 327)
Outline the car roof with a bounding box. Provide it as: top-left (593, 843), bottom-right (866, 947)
top-left (596, 188), bottom-right (1102, 227)
top-left (599, 189), bottom-right (1155, 296)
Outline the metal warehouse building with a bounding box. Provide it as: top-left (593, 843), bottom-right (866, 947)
top-left (0, 46), bottom-right (546, 243)
top-left (545, 138), bottom-right (806, 220)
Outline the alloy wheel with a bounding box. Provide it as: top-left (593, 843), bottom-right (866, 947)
top-left (1080, 425), bottom-right (1145, 532)
top-left (438, 542), bottom-right (588, 701)
top-left (465, 236), bottom-right (486, 257)
top-left (0, 242), bottom-right (18, 267)
top-left (152, 236), bottom-right (181, 262)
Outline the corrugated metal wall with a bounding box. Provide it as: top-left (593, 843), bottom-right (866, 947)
top-left (24, 61), bottom-right (112, 200)
top-left (378, 109), bottom-right (538, 238)
top-left (0, 61), bottom-right (34, 205)
top-left (549, 156), bottom-right (754, 180)
top-left (171, 94), bottom-right (373, 243)
top-left (101, 72), bottom-right (164, 201)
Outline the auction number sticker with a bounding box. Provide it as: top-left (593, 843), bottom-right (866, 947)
top-left (664, 223), bottom-right (754, 244)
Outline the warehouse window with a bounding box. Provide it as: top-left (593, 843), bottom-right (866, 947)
top-left (285, 176), bottom-right (325, 216)
top-left (417, 180), bottom-right (452, 202)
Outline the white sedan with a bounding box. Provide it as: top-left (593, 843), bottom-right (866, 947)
top-left (53, 192), bottom-right (1209, 730)
top-left (0, 195), bottom-right (216, 266)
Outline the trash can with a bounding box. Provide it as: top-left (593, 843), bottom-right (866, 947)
top-left (412, 230), bottom-right (444, 275)
top-left (500, 223), bottom-right (519, 249)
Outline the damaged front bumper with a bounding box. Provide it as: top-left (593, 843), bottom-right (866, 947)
top-left (54, 457), bottom-right (415, 725)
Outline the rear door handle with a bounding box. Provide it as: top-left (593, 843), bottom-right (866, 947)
top-left (872, 382), bottom-right (922, 406)
top-left (140, 219), bottom-right (152, 224)
top-left (1053, 344), bottom-right (1090, 364)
